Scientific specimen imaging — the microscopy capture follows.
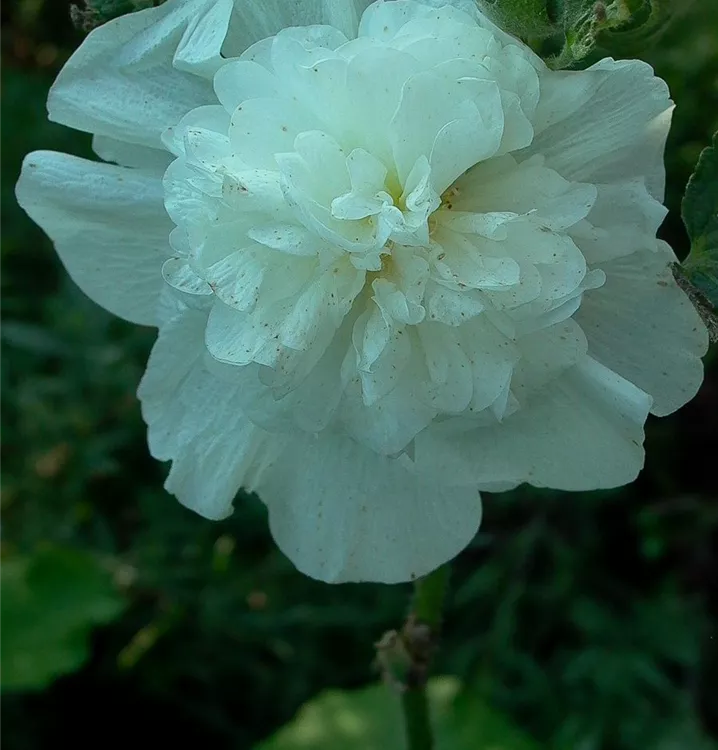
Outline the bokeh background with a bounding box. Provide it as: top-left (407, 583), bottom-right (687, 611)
top-left (1, 1), bottom-right (717, 748)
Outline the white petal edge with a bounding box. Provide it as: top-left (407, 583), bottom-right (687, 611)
top-left (258, 432), bottom-right (482, 583)
top-left (138, 308), bottom-right (285, 520)
top-left (48, 0), bottom-right (234, 148)
top-left (528, 58), bottom-right (672, 200)
top-left (224, 0), bottom-right (374, 54)
top-left (92, 134), bottom-right (173, 174)
top-left (16, 151), bottom-right (172, 326)
top-left (576, 242), bottom-right (708, 416)
top-left (414, 357), bottom-right (653, 492)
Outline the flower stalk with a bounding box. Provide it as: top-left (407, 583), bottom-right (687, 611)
top-left (377, 565), bottom-right (451, 750)
top-left (411, 564), bottom-right (451, 632)
top-left (401, 686), bottom-right (434, 750)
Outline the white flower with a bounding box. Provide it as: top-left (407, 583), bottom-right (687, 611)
top-left (16, 0), bottom-right (708, 583)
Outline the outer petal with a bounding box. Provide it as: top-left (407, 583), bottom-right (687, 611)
top-left (48, 0), bottom-right (234, 148)
top-left (569, 179), bottom-right (666, 265)
top-left (138, 308), bottom-right (285, 520)
top-left (16, 151), bottom-right (172, 326)
top-left (258, 433), bottom-right (482, 583)
top-left (414, 357), bottom-right (653, 492)
top-left (576, 243), bottom-right (708, 416)
top-left (224, 0), bottom-right (374, 52)
top-left (92, 134), bottom-right (173, 174)
top-left (528, 59), bottom-right (672, 200)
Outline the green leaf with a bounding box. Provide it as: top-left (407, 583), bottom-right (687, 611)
top-left (1, 546), bottom-right (126, 691)
top-left (681, 131), bottom-right (718, 306)
top-left (256, 677), bottom-right (540, 750)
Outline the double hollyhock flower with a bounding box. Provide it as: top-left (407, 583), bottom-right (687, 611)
top-left (17, 0), bottom-right (707, 582)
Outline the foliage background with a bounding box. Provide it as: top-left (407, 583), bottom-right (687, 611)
top-left (1, 1), bottom-right (717, 747)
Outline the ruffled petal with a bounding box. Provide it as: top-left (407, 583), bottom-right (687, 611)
top-left (258, 432), bottom-right (482, 583)
top-left (16, 151), bottom-right (172, 325)
top-left (576, 243), bottom-right (708, 416)
top-left (48, 0), bottom-right (234, 148)
top-left (138, 308), bottom-right (284, 519)
top-left (528, 59), bottom-right (672, 200)
top-left (358, 0), bottom-right (434, 39)
top-left (568, 179), bottom-right (667, 265)
top-left (414, 357), bottom-right (653, 491)
top-left (224, 0), bottom-right (373, 55)
top-left (390, 69), bottom-right (504, 190)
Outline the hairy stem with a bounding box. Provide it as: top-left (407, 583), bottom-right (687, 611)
top-left (390, 565), bottom-right (451, 750)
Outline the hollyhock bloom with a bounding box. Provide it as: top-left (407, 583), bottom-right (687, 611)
top-left (16, 0), bottom-right (707, 582)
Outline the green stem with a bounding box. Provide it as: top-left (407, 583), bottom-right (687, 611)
top-left (411, 564), bottom-right (450, 630)
top-left (401, 684), bottom-right (433, 750)
top-left (400, 564), bottom-right (451, 750)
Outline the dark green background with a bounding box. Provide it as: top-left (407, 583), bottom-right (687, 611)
top-left (2, 1), bottom-right (717, 747)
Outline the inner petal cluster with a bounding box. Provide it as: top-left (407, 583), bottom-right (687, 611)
top-left (160, 4), bottom-right (606, 455)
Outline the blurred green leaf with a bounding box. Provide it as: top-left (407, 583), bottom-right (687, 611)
top-left (681, 131), bottom-right (718, 306)
top-left (656, 714), bottom-right (718, 750)
top-left (1, 546), bottom-right (125, 691)
top-left (1, 321), bottom-right (70, 356)
top-left (256, 677), bottom-right (540, 750)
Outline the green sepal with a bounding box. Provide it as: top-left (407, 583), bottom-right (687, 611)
top-left (681, 131), bottom-right (718, 310)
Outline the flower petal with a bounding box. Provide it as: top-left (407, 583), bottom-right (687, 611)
top-left (358, 0), bottom-right (436, 40)
top-left (138, 308), bottom-right (284, 520)
top-left (568, 179), bottom-right (667, 265)
top-left (48, 0), bottom-right (234, 148)
top-left (414, 357), bottom-right (653, 491)
top-left (528, 59), bottom-right (672, 200)
top-left (16, 151), bottom-right (172, 325)
top-left (576, 243), bottom-right (708, 416)
top-left (390, 70), bottom-right (503, 189)
top-left (258, 432), bottom-right (482, 583)
top-left (224, 0), bottom-right (373, 54)
top-left (213, 60), bottom-right (280, 113)
top-left (92, 134), bottom-right (173, 174)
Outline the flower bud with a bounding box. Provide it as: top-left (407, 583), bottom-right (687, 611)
top-left (477, 0), bottom-right (680, 67)
top-left (477, 0), bottom-right (564, 39)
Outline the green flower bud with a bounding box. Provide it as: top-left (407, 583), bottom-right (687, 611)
top-left (595, 0), bottom-right (693, 54)
top-left (477, 0), bottom-right (687, 68)
top-left (476, 0), bottom-right (565, 40)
